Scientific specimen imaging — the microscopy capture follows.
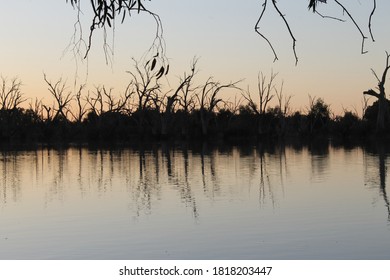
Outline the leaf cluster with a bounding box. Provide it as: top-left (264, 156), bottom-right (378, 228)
top-left (67, 0), bottom-right (147, 27)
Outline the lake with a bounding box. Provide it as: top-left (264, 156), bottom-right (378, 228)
top-left (1, 141), bottom-right (390, 259)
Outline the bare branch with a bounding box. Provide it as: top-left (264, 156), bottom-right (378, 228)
top-left (271, 0), bottom-right (298, 65)
top-left (72, 84), bottom-right (88, 122)
top-left (242, 71), bottom-right (277, 115)
top-left (371, 68), bottom-right (381, 83)
top-left (380, 51), bottom-right (390, 87)
top-left (315, 11), bottom-right (345, 22)
top-left (255, 0), bottom-right (278, 63)
top-left (43, 74), bottom-right (74, 121)
top-left (0, 77), bottom-right (26, 110)
top-left (361, 95), bottom-right (371, 117)
top-left (369, 0), bottom-right (376, 42)
top-left (363, 89), bottom-right (380, 99)
top-left (334, 0), bottom-right (368, 54)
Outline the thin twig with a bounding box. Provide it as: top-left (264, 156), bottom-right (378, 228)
top-left (315, 11), bottom-right (345, 22)
top-left (254, 0), bottom-right (279, 62)
top-left (369, 0), bottom-right (376, 42)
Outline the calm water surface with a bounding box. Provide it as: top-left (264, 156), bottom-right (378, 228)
top-left (1, 142), bottom-right (390, 259)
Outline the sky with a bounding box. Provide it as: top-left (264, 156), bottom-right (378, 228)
top-left (1, 0), bottom-right (390, 116)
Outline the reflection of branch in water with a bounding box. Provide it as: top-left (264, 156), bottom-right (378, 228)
top-left (178, 147), bottom-right (199, 220)
top-left (364, 144), bottom-right (390, 221)
top-left (161, 143), bottom-right (172, 178)
top-left (199, 143), bottom-right (220, 199)
top-left (152, 147), bottom-right (160, 184)
top-left (276, 144), bottom-right (287, 198)
top-left (200, 145), bottom-right (206, 193)
top-left (254, 143), bottom-right (277, 208)
top-left (47, 149), bottom-right (67, 203)
top-left (378, 148), bottom-right (390, 221)
top-left (0, 151), bottom-right (21, 204)
top-left (132, 149), bottom-right (152, 217)
top-left (131, 145), bottom-right (201, 219)
top-left (258, 150), bottom-right (275, 208)
top-left (309, 141), bottom-right (330, 182)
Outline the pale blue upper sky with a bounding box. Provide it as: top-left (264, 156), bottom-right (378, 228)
top-left (1, 0), bottom-right (390, 115)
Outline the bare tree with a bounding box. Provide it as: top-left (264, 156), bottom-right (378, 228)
top-left (67, 84), bottom-right (88, 123)
top-left (196, 78), bottom-right (241, 136)
top-left (128, 58), bottom-right (161, 111)
top-left (242, 71), bottom-right (277, 135)
top-left (85, 84), bottom-right (133, 116)
top-left (363, 51), bottom-right (390, 132)
top-left (176, 58), bottom-right (200, 137)
top-left (159, 57), bottom-right (199, 137)
top-left (43, 74), bottom-right (74, 121)
top-left (86, 87), bottom-right (104, 116)
top-left (275, 81), bottom-right (293, 136)
top-left (361, 95), bottom-right (371, 118)
top-left (0, 77), bottom-right (26, 110)
top-left (28, 98), bottom-right (44, 121)
top-left (127, 58), bottom-right (162, 134)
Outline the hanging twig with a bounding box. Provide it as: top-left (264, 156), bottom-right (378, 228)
top-left (254, 0), bottom-right (298, 64)
top-left (315, 11), bottom-right (345, 22)
top-left (255, 0), bottom-right (278, 62)
top-left (271, 0), bottom-right (298, 65)
top-left (368, 0), bottom-right (376, 42)
top-left (334, 0), bottom-right (368, 54)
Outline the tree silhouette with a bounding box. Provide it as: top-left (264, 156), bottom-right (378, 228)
top-left (363, 52), bottom-right (390, 133)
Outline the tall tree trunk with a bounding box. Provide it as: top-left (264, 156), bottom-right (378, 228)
top-left (364, 52), bottom-right (390, 133)
top-left (377, 92), bottom-right (388, 132)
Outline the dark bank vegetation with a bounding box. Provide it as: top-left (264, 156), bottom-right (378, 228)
top-left (1, 54), bottom-right (390, 145)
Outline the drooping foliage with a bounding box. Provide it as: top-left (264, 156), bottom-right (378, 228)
top-left (66, 1), bottom-right (378, 64)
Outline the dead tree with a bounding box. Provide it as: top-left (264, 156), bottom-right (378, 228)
top-left (86, 87), bottom-right (104, 117)
top-left (159, 58), bottom-right (198, 137)
top-left (275, 81), bottom-right (292, 136)
top-left (43, 74), bottom-right (73, 122)
top-left (127, 58), bottom-right (161, 134)
top-left (68, 84), bottom-right (87, 123)
top-left (177, 58), bottom-right (199, 137)
top-left (93, 84), bottom-right (134, 114)
top-left (242, 71), bottom-right (277, 135)
top-left (28, 98), bottom-right (43, 117)
top-left (363, 51), bottom-right (390, 133)
top-left (85, 84), bottom-right (134, 118)
top-left (0, 77), bottom-right (26, 110)
top-left (196, 78), bottom-right (241, 136)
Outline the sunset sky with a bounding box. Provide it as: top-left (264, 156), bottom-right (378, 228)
top-left (1, 0), bottom-right (390, 115)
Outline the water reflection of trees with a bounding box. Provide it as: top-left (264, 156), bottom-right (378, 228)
top-left (363, 142), bottom-right (390, 221)
top-left (236, 142), bottom-right (289, 208)
top-left (0, 151), bottom-right (21, 204)
top-left (0, 144), bottom-right (290, 217)
top-left (2, 141), bottom-right (390, 223)
top-left (308, 140), bottom-right (330, 182)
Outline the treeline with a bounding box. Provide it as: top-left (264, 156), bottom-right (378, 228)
top-left (0, 60), bottom-right (387, 145)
